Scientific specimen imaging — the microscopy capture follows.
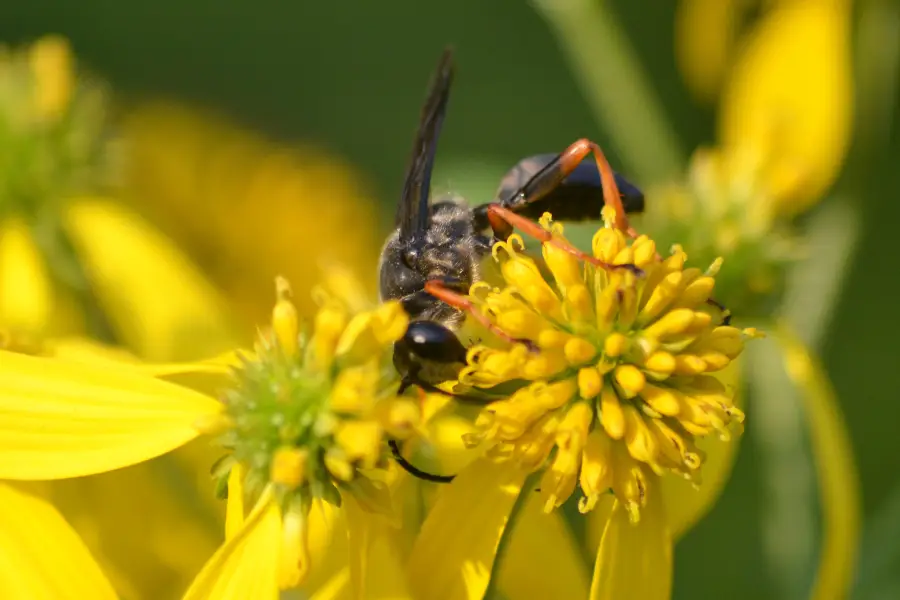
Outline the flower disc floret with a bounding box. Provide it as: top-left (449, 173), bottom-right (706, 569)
top-left (216, 278), bottom-right (416, 514)
top-left (459, 213), bottom-right (759, 520)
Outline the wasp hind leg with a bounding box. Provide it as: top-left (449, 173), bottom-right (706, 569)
top-left (480, 204), bottom-right (643, 277)
top-left (474, 138), bottom-right (641, 239)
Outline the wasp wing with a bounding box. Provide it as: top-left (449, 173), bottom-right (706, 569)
top-left (397, 47), bottom-right (455, 242)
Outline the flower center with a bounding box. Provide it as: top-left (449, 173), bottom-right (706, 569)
top-left (455, 214), bottom-right (760, 520)
top-left (213, 278), bottom-right (417, 513)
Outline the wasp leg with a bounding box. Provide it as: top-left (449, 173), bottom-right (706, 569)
top-left (424, 279), bottom-right (539, 351)
top-left (389, 439), bottom-right (456, 483)
top-left (474, 138), bottom-right (639, 238)
top-left (482, 204), bottom-right (642, 277)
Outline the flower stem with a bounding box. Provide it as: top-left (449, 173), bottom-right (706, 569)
top-left (775, 322), bottom-right (861, 600)
top-left (531, 0), bottom-right (685, 183)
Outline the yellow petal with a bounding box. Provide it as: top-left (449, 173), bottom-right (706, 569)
top-left (662, 359), bottom-right (743, 539)
top-left (0, 350), bottom-right (221, 479)
top-left (343, 493), bottom-right (409, 600)
top-left (309, 569), bottom-right (351, 600)
top-left (225, 463), bottom-right (245, 540)
top-left (720, 1), bottom-right (853, 212)
top-left (0, 218), bottom-right (53, 334)
top-left (0, 483), bottom-right (118, 600)
top-left (408, 457), bottom-right (529, 600)
top-left (39, 454), bottom-right (221, 600)
top-left (65, 198), bottom-right (239, 361)
top-left (590, 480), bottom-right (671, 600)
top-left (775, 322), bottom-right (860, 600)
top-left (182, 492), bottom-right (281, 600)
top-left (303, 500), bottom-right (350, 593)
top-left (497, 491), bottom-right (590, 600)
top-left (675, 0), bottom-right (742, 102)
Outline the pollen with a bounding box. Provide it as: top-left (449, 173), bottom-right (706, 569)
top-left (457, 215), bottom-right (760, 519)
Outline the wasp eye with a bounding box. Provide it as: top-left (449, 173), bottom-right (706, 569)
top-left (402, 247), bottom-right (420, 269)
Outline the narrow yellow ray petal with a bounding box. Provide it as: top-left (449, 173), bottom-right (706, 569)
top-left (304, 500), bottom-right (350, 593)
top-left (720, 1), bottom-right (853, 212)
top-left (41, 339), bottom-right (243, 399)
top-left (674, 0), bottom-right (742, 102)
top-left (0, 350), bottom-right (221, 479)
top-left (590, 481), bottom-right (671, 600)
top-left (0, 483), bottom-right (118, 600)
top-left (64, 198), bottom-right (239, 361)
top-left (408, 457), bottom-right (529, 600)
top-left (775, 322), bottom-right (860, 600)
top-left (44, 337), bottom-right (141, 366)
top-left (0, 219), bottom-right (53, 334)
top-left (343, 493), bottom-right (409, 599)
top-left (497, 491), bottom-right (590, 600)
top-left (182, 492), bottom-right (281, 600)
top-left (225, 463), bottom-right (245, 540)
top-left (662, 359), bottom-right (743, 540)
top-left (309, 568), bottom-right (351, 600)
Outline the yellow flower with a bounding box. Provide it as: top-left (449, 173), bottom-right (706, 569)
top-left (409, 211), bottom-right (759, 600)
top-left (121, 101), bottom-right (384, 329)
top-left (0, 277), bottom-right (414, 598)
top-left (676, 0), bottom-right (853, 213)
top-left (0, 36), bottom-right (238, 359)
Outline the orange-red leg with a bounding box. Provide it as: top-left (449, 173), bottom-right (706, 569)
top-left (423, 280), bottom-right (538, 350)
top-left (487, 204), bottom-right (642, 275)
top-left (557, 139), bottom-right (638, 238)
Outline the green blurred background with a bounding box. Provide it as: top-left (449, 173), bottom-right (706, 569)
top-left (3, 1), bottom-right (899, 598)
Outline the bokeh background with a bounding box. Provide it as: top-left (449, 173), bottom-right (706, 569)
top-left (2, 0), bottom-right (899, 599)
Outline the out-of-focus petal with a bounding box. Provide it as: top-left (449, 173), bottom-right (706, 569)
top-left (182, 492), bottom-right (281, 600)
top-left (775, 322), bottom-right (860, 600)
top-left (122, 102), bottom-right (383, 327)
top-left (64, 198), bottom-right (239, 361)
top-left (0, 349), bottom-right (221, 479)
top-left (41, 457), bottom-right (221, 600)
top-left (407, 457), bottom-right (529, 600)
top-left (343, 493), bottom-right (409, 599)
top-left (0, 218), bottom-right (52, 334)
top-left (720, 1), bottom-right (853, 213)
top-left (309, 569), bottom-right (351, 600)
top-left (225, 463), bottom-right (245, 540)
top-left (497, 491), bottom-right (590, 600)
top-left (675, 0), bottom-right (743, 102)
top-left (304, 500), bottom-right (349, 593)
top-left (0, 483), bottom-right (118, 600)
top-left (662, 360), bottom-right (743, 539)
top-left (590, 482), bottom-right (672, 600)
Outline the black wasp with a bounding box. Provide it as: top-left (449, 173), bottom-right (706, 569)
top-left (379, 48), bottom-right (646, 482)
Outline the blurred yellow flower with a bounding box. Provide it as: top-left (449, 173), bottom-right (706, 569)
top-left (409, 209), bottom-right (758, 600)
top-left (0, 277), bottom-right (416, 598)
top-left (0, 35), bottom-right (238, 359)
top-left (676, 0), bottom-right (854, 212)
top-left (121, 102), bottom-right (384, 330)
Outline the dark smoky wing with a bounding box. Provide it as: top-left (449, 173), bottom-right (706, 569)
top-left (397, 47), bottom-right (455, 242)
top-left (494, 153), bottom-right (645, 220)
